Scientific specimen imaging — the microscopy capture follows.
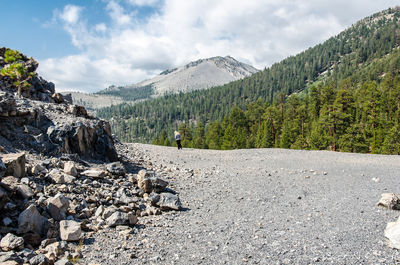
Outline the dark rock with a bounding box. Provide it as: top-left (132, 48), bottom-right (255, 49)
top-left (157, 193), bottom-right (182, 211)
top-left (29, 254), bottom-right (50, 265)
top-left (106, 162), bottom-right (126, 176)
top-left (106, 211), bottom-right (130, 227)
top-left (0, 152), bottom-right (26, 178)
top-left (22, 232), bottom-right (41, 247)
top-left (18, 205), bottom-right (48, 236)
top-left (47, 193), bottom-right (69, 221)
top-left (137, 170), bottom-right (168, 193)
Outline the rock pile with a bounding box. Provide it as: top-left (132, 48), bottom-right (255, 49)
top-left (0, 151), bottom-right (181, 264)
top-left (0, 47), bottom-right (183, 264)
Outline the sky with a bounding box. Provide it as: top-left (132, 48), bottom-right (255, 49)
top-left (1, 1), bottom-right (399, 93)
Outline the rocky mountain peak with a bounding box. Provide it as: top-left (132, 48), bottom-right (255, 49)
top-left (129, 55), bottom-right (259, 96)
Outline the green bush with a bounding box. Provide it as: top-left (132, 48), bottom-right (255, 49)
top-left (4, 49), bottom-right (22, 63)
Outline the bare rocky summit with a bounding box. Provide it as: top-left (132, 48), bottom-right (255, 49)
top-left (125, 55), bottom-right (259, 96)
top-left (71, 56), bottom-right (258, 110)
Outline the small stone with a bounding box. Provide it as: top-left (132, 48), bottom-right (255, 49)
top-left (377, 193), bottom-right (400, 210)
top-left (47, 193), bottom-right (70, 221)
top-left (63, 161), bottom-right (77, 177)
top-left (157, 193), bottom-right (182, 211)
top-left (16, 184), bottom-right (34, 199)
top-left (0, 233), bottom-right (24, 251)
top-left (31, 164), bottom-right (46, 175)
top-left (3, 217), bottom-right (12, 226)
top-left (81, 168), bottom-right (107, 178)
top-left (106, 211), bottom-right (130, 227)
top-left (59, 220), bottom-right (82, 241)
top-left (54, 257), bottom-right (72, 265)
top-left (29, 254), bottom-right (50, 265)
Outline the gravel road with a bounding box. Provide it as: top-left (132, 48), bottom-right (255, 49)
top-left (81, 144), bottom-right (400, 264)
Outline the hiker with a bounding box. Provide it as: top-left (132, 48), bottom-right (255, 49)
top-left (174, 131), bottom-right (182, 150)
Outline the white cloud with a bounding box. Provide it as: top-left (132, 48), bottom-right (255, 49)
top-left (127, 0), bottom-right (160, 6)
top-left (106, 1), bottom-right (132, 26)
top-left (38, 0), bottom-right (400, 93)
top-left (59, 5), bottom-right (83, 24)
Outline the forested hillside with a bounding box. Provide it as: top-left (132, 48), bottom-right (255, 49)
top-left (97, 7), bottom-right (400, 153)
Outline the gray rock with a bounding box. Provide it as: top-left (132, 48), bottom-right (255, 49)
top-left (16, 184), bottom-right (34, 199)
top-left (48, 169), bottom-right (65, 184)
top-left (31, 164), bottom-right (46, 175)
top-left (81, 168), bottom-right (107, 178)
top-left (157, 193), bottom-right (182, 210)
top-left (106, 211), bottom-right (130, 227)
top-left (95, 205), bottom-right (105, 218)
top-left (106, 162), bottom-right (126, 176)
top-left (377, 193), bottom-right (400, 210)
top-left (0, 251), bottom-right (24, 264)
top-left (59, 220), bottom-right (82, 241)
top-left (0, 157), bottom-right (6, 177)
top-left (18, 205), bottom-right (48, 236)
top-left (54, 257), bottom-right (73, 265)
top-left (3, 217), bottom-right (12, 226)
top-left (0, 186), bottom-right (8, 209)
top-left (137, 170), bottom-right (168, 193)
top-left (0, 233), bottom-right (24, 251)
top-left (385, 216), bottom-right (400, 249)
top-left (29, 254), bottom-right (50, 265)
top-left (102, 206), bottom-right (118, 219)
top-left (44, 241), bottom-right (67, 261)
top-left (0, 152), bottom-right (26, 178)
top-left (47, 193), bottom-right (69, 221)
top-left (63, 161), bottom-right (77, 177)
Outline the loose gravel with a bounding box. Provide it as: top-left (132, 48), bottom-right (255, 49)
top-left (81, 144), bottom-right (400, 264)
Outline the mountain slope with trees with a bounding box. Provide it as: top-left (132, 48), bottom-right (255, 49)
top-left (97, 7), bottom-right (400, 154)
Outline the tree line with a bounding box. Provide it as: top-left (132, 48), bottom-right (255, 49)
top-left (96, 7), bottom-right (400, 154)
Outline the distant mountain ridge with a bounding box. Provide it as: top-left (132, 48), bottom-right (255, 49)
top-left (69, 56), bottom-right (258, 110)
top-left (100, 55), bottom-right (258, 96)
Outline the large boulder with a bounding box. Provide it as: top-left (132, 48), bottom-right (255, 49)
top-left (18, 205), bottom-right (48, 236)
top-left (0, 152), bottom-right (26, 178)
top-left (47, 120), bottom-right (118, 162)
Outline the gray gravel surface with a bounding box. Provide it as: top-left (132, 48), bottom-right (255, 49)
top-left (81, 144), bottom-right (400, 264)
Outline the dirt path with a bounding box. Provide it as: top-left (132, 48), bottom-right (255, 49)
top-left (81, 144), bottom-right (400, 264)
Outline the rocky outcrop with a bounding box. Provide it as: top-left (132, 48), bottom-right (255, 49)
top-left (0, 47), bottom-right (118, 162)
top-left (0, 47), bottom-right (183, 264)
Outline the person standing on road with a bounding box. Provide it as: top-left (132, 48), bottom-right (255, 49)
top-left (174, 131), bottom-right (182, 150)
